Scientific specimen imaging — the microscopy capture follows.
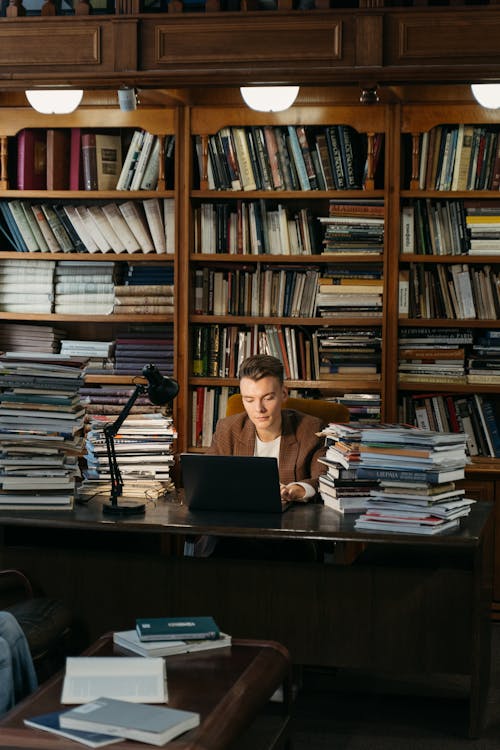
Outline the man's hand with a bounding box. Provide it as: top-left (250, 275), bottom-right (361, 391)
top-left (280, 482), bottom-right (306, 506)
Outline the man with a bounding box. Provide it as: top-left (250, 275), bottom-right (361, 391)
top-left (0, 611), bottom-right (37, 716)
top-left (210, 354), bottom-right (326, 505)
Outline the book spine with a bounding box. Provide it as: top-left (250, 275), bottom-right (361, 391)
top-left (81, 133), bottom-right (98, 191)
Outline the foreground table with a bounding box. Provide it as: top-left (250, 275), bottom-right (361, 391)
top-left (0, 634), bottom-right (291, 750)
top-left (0, 497), bottom-right (493, 738)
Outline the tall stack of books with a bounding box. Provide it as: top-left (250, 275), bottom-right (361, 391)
top-left (354, 425), bottom-right (472, 535)
top-left (314, 265), bottom-right (383, 318)
top-left (0, 353), bottom-right (86, 510)
top-left (467, 329), bottom-right (500, 385)
top-left (465, 202), bottom-right (500, 256)
top-left (318, 423), bottom-right (378, 514)
top-left (82, 408), bottom-right (177, 497)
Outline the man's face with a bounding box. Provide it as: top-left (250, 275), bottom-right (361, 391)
top-left (239, 375), bottom-right (288, 438)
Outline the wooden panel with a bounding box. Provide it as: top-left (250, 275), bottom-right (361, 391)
top-left (387, 12), bottom-right (500, 66)
top-left (140, 14), bottom-right (350, 72)
top-left (0, 23), bottom-right (101, 67)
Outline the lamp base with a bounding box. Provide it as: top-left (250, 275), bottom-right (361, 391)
top-left (102, 500), bottom-right (146, 516)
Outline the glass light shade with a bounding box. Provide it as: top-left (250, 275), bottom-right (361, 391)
top-left (471, 84), bottom-right (500, 109)
top-left (25, 89), bottom-right (84, 114)
top-left (240, 86), bottom-right (300, 112)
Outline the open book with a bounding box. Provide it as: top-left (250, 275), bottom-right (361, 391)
top-left (61, 657), bottom-right (168, 704)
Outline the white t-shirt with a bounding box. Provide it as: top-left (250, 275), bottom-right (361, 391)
top-left (254, 435), bottom-right (314, 499)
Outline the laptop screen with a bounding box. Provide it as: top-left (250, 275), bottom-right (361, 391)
top-left (180, 453), bottom-right (285, 513)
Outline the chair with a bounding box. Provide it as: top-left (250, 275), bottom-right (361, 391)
top-left (226, 393), bottom-right (350, 423)
top-left (0, 569), bottom-right (74, 682)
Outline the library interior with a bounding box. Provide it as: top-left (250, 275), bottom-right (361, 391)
top-left (2, 2), bottom-right (500, 749)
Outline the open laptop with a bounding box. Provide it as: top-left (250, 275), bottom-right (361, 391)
top-left (180, 453), bottom-right (288, 514)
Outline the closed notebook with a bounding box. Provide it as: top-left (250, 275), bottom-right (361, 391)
top-left (60, 697), bottom-right (200, 747)
top-left (24, 710), bottom-right (122, 748)
top-left (136, 615), bottom-right (220, 642)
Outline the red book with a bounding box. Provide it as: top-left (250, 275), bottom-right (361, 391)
top-left (17, 129), bottom-right (46, 190)
top-left (70, 128), bottom-right (84, 190)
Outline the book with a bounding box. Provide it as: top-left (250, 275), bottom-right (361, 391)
top-left (81, 133), bottom-right (98, 191)
top-left (60, 697), bottom-right (200, 747)
top-left (113, 628), bottom-right (231, 657)
top-left (70, 127), bottom-right (85, 190)
top-left (118, 201), bottom-right (155, 253)
top-left (24, 710), bottom-right (122, 748)
top-left (136, 615), bottom-right (220, 642)
top-left (46, 128), bottom-right (70, 190)
top-left (61, 656), bottom-right (168, 704)
top-left (17, 128), bottom-right (46, 190)
top-left (95, 134), bottom-right (123, 191)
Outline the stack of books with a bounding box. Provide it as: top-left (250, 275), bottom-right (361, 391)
top-left (318, 423), bottom-right (378, 514)
top-left (465, 201), bottom-right (500, 255)
top-left (0, 353), bottom-right (87, 510)
top-left (60, 340), bottom-right (115, 376)
top-left (113, 325), bottom-right (174, 377)
top-left (398, 326), bottom-right (473, 385)
top-left (0, 322), bottom-right (65, 354)
top-left (312, 327), bottom-right (382, 382)
top-left (331, 393), bottom-right (381, 424)
top-left (54, 261), bottom-right (118, 315)
top-left (318, 200), bottom-right (384, 257)
top-left (0, 258), bottom-right (55, 314)
top-left (354, 425), bottom-right (472, 535)
top-left (83, 410), bottom-right (177, 492)
top-left (467, 329), bottom-right (500, 385)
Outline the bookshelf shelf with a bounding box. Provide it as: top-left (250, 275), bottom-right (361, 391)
top-left (189, 376), bottom-right (382, 391)
top-left (400, 255), bottom-right (500, 264)
top-left (190, 315), bottom-right (383, 326)
top-left (190, 253), bottom-right (383, 264)
top-left (399, 318), bottom-right (500, 328)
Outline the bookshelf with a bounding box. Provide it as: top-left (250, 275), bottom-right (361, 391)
top-left (0, 105), bottom-right (178, 386)
top-left (179, 103), bottom-right (388, 450)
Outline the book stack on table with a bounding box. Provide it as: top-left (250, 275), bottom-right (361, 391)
top-left (317, 422), bottom-right (378, 514)
top-left (354, 425), bottom-right (474, 535)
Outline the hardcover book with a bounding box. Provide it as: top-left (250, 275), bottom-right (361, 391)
top-left (136, 615), bottom-right (220, 642)
top-left (60, 697), bottom-right (200, 747)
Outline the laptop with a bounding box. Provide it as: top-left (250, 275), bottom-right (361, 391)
top-left (180, 453), bottom-right (287, 514)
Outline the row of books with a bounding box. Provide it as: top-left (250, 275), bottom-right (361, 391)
top-left (191, 323), bottom-right (383, 383)
top-left (15, 127), bottom-right (174, 192)
top-left (0, 259), bottom-right (174, 316)
top-left (399, 263), bottom-right (500, 320)
top-left (0, 198), bottom-right (175, 255)
top-left (193, 201), bottom-right (319, 255)
top-left (0, 353), bottom-right (87, 510)
top-left (193, 266), bottom-right (319, 318)
top-left (400, 392), bottom-right (500, 459)
top-left (191, 385), bottom-right (237, 448)
top-left (416, 124), bottom-right (500, 192)
top-left (402, 199), bottom-right (500, 256)
top-left (194, 125), bottom-right (383, 192)
top-left (192, 265), bottom-right (383, 319)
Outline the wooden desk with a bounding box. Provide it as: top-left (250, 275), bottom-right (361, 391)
top-left (0, 497), bottom-right (494, 738)
top-left (0, 634), bottom-right (291, 750)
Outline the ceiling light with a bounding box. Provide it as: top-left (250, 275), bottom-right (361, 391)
top-left (25, 89), bottom-right (84, 114)
top-left (240, 86), bottom-right (300, 112)
top-left (471, 84), bottom-right (500, 109)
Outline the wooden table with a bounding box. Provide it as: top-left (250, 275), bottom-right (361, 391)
top-left (0, 496), bottom-right (494, 738)
top-left (0, 634), bottom-right (291, 750)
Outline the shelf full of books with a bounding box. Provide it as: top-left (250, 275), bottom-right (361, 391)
top-left (185, 105), bottom-right (388, 451)
top-left (396, 107), bottom-right (500, 472)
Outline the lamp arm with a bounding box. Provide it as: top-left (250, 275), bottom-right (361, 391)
top-left (103, 383), bottom-right (146, 506)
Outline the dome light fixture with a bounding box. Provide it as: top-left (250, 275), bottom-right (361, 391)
top-left (25, 89), bottom-right (84, 114)
top-left (471, 84), bottom-right (500, 109)
top-left (240, 86), bottom-right (300, 112)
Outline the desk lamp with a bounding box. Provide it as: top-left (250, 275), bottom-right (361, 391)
top-left (102, 364), bottom-right (179, 516)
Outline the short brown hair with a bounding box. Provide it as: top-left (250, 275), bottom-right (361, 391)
top-left (238, 355), bottom-right (284, 384)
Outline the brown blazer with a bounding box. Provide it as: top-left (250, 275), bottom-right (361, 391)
top-left (209, 409), bottom-right (327, 493)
